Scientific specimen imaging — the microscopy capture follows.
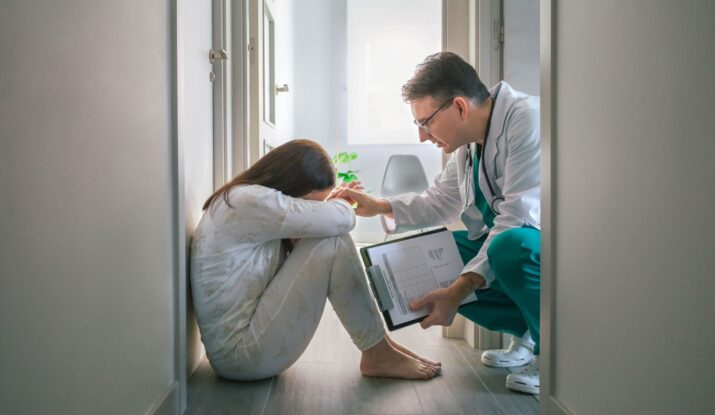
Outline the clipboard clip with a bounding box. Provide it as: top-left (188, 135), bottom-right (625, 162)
top-left (365, 265), bottom-right (394, 312)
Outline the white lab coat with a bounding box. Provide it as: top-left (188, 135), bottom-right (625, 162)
top-left (381, 81), bottom-right (540, 287)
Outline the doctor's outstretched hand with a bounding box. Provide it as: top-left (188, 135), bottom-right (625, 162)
top-left (326, 180), bottom-right (364, 203)
top-left (329, 187), bottom-right (394, 218)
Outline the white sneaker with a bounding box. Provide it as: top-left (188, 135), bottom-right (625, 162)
top-left (481, 334), bottom-right (535, 368)
top-left (506, 358), bottom-right (540, 394)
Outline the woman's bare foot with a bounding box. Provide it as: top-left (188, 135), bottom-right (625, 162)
top-left (360, 338), bottom-right (440, 380)
top-left (386, 335), bottom-right (441, 368)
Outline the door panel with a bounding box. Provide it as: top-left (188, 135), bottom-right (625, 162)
top-left (503, 0), bottom-right (540, 96)
top-left (249, 0), bottom-right (279, 161)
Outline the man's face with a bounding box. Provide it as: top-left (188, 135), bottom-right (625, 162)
top-left (410, 96), bottom-right (465, 153)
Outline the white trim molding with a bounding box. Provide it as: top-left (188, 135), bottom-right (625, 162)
top-left (549, 397), bottom-right (577, 415)
top-left (231, 0), bottom-right (249, 177)
top-left (170, 0), bottom-right (188, 412)
top-left (539, 0), bottom-right (557, 413)
top-left (145, 382), bottom-right (180, 415)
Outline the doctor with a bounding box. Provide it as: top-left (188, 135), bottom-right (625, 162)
top-left (334, 52), bottom-right (541, 394)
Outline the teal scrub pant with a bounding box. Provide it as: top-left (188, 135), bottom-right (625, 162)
top-left (453, 227), bottom-right (541, 354)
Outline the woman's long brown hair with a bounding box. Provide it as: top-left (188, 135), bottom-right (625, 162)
top-left (202, 139), bottom-right (336, 211)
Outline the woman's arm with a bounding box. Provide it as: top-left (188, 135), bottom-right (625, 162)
top-left (230, 185), bottom-right (356, 241)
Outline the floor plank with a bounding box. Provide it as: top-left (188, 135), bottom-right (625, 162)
top-left (339, 368), bottom-right (426, 415)
top-left (453, 341), bottom-right (539, 415)
top-left (409, 344), bottom-right (505, 415)
top-left (264, 362), bottom-right (425, 415)
top-left (186, 359), bottom-right (273, 415)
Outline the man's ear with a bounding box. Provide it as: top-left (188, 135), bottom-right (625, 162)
top-left (453, 97), bottom-right (470, 120)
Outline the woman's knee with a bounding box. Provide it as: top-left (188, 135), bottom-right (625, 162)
top-left (293, 233), bottom-right (351, 255)
top-left (487, 228), bottom-right (540, 289)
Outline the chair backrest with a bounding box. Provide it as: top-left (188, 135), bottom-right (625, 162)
top-left (380, 155), bottom-right (430, 197)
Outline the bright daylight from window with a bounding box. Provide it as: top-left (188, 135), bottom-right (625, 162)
top-left (347, 0), bottom-right (442, 145)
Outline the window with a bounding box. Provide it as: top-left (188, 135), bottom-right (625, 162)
top-left (347, 0), bottom-right (442, 145)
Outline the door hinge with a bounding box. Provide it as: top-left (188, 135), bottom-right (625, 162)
top-left (493, 19), bottom-right (504, 50)
top-left (247, 37), bottom-right (256, 64)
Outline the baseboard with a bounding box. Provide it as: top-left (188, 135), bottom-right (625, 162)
top-left (548, 396), bottom-right (576, 415)
top-left (145, 381), bottom-right (179, 415)
top-left (464, 319), bottom-right (479, 348)
top-left (189, 350), bottom-right (206, 377)
top-left (442, 314), bottom-right (466, 339)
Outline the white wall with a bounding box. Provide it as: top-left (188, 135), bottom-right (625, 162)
top-left (182, 0), bottom-right (215, 388)
top-left (552, 1), bottom-right (715, 413)
top-left (293, 0), bottom-right (443, 242)
top-left (0, 1), bottom-right (176, 414)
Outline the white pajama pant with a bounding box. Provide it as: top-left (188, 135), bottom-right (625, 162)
top-left (211, 234), bottom-right (386, 380)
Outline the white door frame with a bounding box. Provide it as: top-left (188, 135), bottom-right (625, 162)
top-left (438, 0), bottom-right (505, 351)
top-left (170, 0), bottom-right (188, 412)
top-left (213, 0), bottom-right (232, 188)
top-left (231, 0), bottom-right (249, 177)
top-left (539, 0), bottom-right (570, 413)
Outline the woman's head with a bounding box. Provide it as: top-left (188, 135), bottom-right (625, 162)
top-left (203, 139), bottom-right (336, 210)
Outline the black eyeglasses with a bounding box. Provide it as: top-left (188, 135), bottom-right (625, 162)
top-left (414, 98), bottom-right (453, 133)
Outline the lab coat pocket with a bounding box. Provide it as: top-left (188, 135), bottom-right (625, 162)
top-left (461, 206), bottom-right (488, 240)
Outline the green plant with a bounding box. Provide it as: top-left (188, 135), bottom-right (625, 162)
top-left (333, 152), bottom-right (360, 184)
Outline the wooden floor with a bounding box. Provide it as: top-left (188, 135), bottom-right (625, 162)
top-left (187, 305), bottom-right (539, 415)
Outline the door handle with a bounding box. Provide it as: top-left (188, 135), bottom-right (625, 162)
top-left (275, 84), bottom-right (289, 94)
top-left (209, 49), bottom-right (229, 64)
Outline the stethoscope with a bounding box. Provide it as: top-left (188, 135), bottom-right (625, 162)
top-left (464, 93), bottom-right (505, 214)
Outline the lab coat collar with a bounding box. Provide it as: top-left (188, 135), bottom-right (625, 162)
top-left (487, 81), bottom-right (517, 140)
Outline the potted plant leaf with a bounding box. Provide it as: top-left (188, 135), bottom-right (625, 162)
top-left (333, 151), bottom-right (360, 184)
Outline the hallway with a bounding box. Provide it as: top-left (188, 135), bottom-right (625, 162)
top-left (186, 305), bottom-right (538, 414)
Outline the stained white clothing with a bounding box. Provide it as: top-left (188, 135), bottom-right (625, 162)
top-left (381, 81), bottom-right (541, 287)
top-left (190, 184), bottom-right (385, 379)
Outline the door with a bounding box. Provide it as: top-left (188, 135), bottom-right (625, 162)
top-left (248, 0), bottom-right (280, 162)
top-left (476, 0), bottom-right (539, 95)
top-left (502, 0), bottom-right (540, 95)
top-left (470, 0), bottom-right (540, 351)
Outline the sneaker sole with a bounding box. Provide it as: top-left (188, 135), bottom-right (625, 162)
top-left (481, 354), bottom-right (535, 368)
top-left (506, 379), bottom-right (540, 395)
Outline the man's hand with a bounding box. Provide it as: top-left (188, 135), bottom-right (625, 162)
top-left (409, 287), bottom-right (463, 329)
top-left (409, 272), bottom-right (486, 329)
top-left (330, 187), bottom-right (393, 217)
top-left (326, 181), bottom-right (365, 204)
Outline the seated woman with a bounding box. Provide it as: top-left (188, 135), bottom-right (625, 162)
top-left (190, 139), bottom-right (441, 381)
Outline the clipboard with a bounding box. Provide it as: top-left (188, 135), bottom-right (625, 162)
top-left (360, 228), bottom-right (478, 331)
